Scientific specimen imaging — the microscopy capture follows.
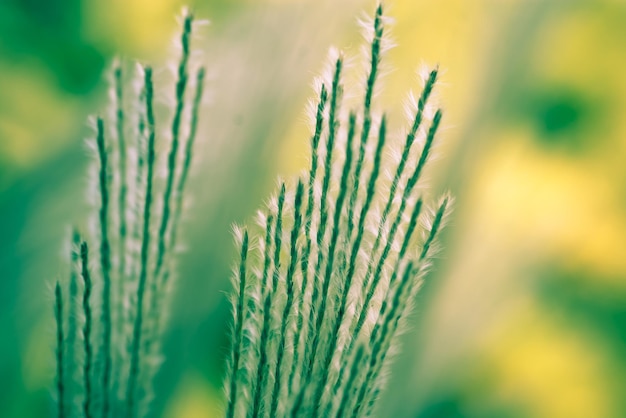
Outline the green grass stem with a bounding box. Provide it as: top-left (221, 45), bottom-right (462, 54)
top-left (95, 117), bottom-right (113, 418)
top-left (126, 67), bottom-right (157, 418)
top-left (54, 281), bottom-right (66, 418)
top-left (225, 229), bottom-right (249, 418)
top-left (154, 12), bottom-right (193, 278)
top-left (80, 241), bottom-right (94, 418)
top-left (269, 180), bottom-right (305, 417)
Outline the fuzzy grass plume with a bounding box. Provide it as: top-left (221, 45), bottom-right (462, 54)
top-left (224, 3), bottom-right (452, 418)
top-left (52, 9), bottom-right (207, 418)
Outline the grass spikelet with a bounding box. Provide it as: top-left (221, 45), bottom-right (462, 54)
top-left (169, 67), bottom-right (206, 253)
top-left (358, 71), bottom-right (439, 308)
top-left (154, 11), bottom-right (193, 279)
top-left (250, 213), bottom-right (275, 418)
top-left (54, 281), bottom-right (66, 418)
top-left (357, 198), bottom-right (450, 417)
top-left (419, 195), bottom-right (450, 262)
top-left (79, 241), bottom-right (94, 418)
top-left (305, 57), bottom-right (343, 378)
top-left (126, 65), bottom-right (157, 418)
top-left (334, 344), bottom-right (366, 418)
top-left (351, 261), bottom-right (415, 418)
top-left (309, 113), bottom-right (384, 417)
top-left (271, 184), bottom-right (287, 294)
top-left (381, 67), bottom-right (437, 240)
top-left (352, 109), bottom-right (442, 342)
top-left (112, 65), bottom-right (129, 402)
top-left (143, 66), bottom-right (207, 372)
top-left (225, 228), bottom-right (249, 418)
top-left (346, 3), bottom-right (384, 240)
top-left (95, 116), bottom-right (114, 418)
top-left (51, 11), bottom-right (207, 418)
top-left (223, 3), bottom-right (453, 417)
top-left (66, 229), bottom-right (81, 407)
top-left (250, 185), bottom-right (285, 418)
top-left (290, 84), bottom-right (328, 394)
top-left (114, 65), bottom-right (128, 283)
top-left (269, 180), bottom-right (305, 417)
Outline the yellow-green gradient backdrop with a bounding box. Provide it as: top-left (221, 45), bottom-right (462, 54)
top-left (1, 0), bottom-right (625, 417)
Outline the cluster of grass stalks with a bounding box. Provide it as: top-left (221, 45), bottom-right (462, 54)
top-left (224, 3), bottom-right (451, 418)
top-left (52, 10), bottom-right (206, 418)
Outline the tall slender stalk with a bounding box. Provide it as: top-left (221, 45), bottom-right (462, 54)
top-left (250, 185), bottom-right (286, 418)
top-left (334, 345), bottom-right (365, 418)
top-left (66, 229), bottom-right (81, 409)
top-left (289, 84), bottom-right (328, 394)
top-left (54, 281), bottom-right (66, 418)
top-left (362, 67), bottom-right (438, 276)
top-left (225, 229), bottom-right (249, 418)
top-left (126, 66), bottom-right (157, 418)
top-left (95, 116), bottom-right (113, 418)
top-left (350, 261), bottom-right (415, 418)
top-left (311, 115), bottom-right (386, 416)
top-left (154, 12), bottom-right (193, 278)
top-left (250, 213), bottom-right (275, 418)
top-left (269, 180), bottom-right (305, 417)
top-left (346, 4), bottom-right (384, 241)
top-left (303, 57), bottom-right (343, 379)
top-left (115, 65), bottom-right (128, 284)
top-left (114, 66), bottom-right (128, 367)
top-left (168, 67), bottom-right (207, 256)
top-left (351, 110), bottom-right (442, 345)
top-left (80, 241), bottom-right (94, 418)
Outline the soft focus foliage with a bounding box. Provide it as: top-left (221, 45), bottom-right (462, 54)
top-left (1, 0), bottom-right (626, 418)
top-left (51, 11), bottom-right (207, 418)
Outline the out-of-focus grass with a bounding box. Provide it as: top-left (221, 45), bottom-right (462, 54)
top-left (1, 0), bottom-right (626, 417)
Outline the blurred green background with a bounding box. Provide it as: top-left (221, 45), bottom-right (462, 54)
top-left (1, 0), bottom-right (626, 417)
